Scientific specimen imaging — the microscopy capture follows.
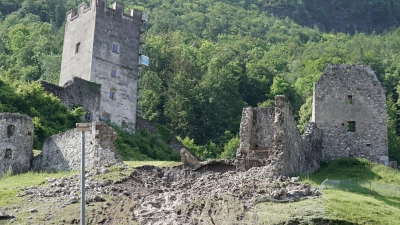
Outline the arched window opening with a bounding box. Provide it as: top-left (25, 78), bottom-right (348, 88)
top-left (5, 149), bottom-right (12, 159)
top-left (7, 125), bottom-right (15, 138)
top-left (85, 111), bottom-right (93, 122)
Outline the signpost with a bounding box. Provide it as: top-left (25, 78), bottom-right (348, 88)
top-left (76, 123), bottom-right (91, 225)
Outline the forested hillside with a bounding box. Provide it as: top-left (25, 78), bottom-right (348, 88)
top-left (1, 0), bottom-right (400, 161)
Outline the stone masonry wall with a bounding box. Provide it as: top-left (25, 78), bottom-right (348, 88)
top-left (32, 121), bottom-right (122, 172)
top-left (41, 77), bottom-right (101, 120)
top-left (276, 96), bottom-right (323, 176)
top-left (235, 96), bottom-right (322, 176)
top-left (0, 113), bottom-right (34, 176)
top-left (312, 64), bottom-right (388, 165)
top-left (235, 107), bottom-right (275, 171)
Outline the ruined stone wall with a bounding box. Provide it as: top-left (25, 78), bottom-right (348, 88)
top-left (276, 96), bottom-right (323, 176)
top-left (312, 64), bottom-right (388, 165)
top-left (0, 113), bottom-right (34, 176)
top-left (235, 107), bottom-right (275, 171)
top-left (136, 116), bottom-right (157, 134)
top-left (41, 78), bottom-right (101, 121)
top-left (32, 121), bottom-right (122, 172)
top-left (235, 96), bottom-right (322, 176)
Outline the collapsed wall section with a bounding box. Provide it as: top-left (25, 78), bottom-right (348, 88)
top-left (0, 113), bottom-right (34, 176)
top-left (32, 121), bottom-right (122, 172)
top-left (235, 96), bottom-right (322, 176)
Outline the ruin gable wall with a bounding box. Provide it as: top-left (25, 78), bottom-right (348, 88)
top-left (32, 121), bottom-right (123, 172)
top-left (312, 64), bottom-right (388, 165)
top-left (0, 113), bottom-right (34, 176)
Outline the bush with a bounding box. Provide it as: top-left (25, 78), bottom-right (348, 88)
top-left (0, 77), bottom-right (83, 148)
top-left (112, 125), bottom-right (180, 161)
top-left (219, 136), bottom-right (239, 159)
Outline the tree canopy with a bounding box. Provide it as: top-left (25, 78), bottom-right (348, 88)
top-left (1, 0), bottom-right (400, 161)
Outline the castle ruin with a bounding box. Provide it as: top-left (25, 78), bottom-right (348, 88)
top-left (232, 64), bottom-right (389, 175)
top-left (0, 113), bottom-right (34, 176)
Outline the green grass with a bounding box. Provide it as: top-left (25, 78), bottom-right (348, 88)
top-left (33, 149), bottom-right (41, 156)
top-left (0, 170), bottom-right (77, 207)
top-left (254, 198), bottom-right (327, 224)
top-left (322, 190), bottom-right (400, 224)
top-left (302, 158), bottom-right (400, 224)
top-left (304, 158), bottom-right (400, 186)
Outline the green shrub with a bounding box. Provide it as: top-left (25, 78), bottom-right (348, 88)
top-left (112, 125), bottom-right (180, 161)
top-left (0, 78), bottom-right (83, 148)
top-left (178, 136), bottom-right (221, 160)
top-left (219, 135), bottom-right (239, 159)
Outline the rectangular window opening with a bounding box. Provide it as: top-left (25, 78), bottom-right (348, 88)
top-left (112, 43), bottom-right (120, 54)
top-left (347, 121), bottom-right (356, 132)
top-left (347, 95), bottom-right (353, 104)
top-left (111, 69), bottom-right (117, 77)
top-left (75, 42), bottom-right (81, 53)
top-left (109, 91), bottom-right (116, 100)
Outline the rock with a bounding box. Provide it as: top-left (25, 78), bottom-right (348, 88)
top-left (0, 212), bottom-right (15, 219)
top-left (29, 208), bottom-right (38, 213)
top-left (279, 188), bottom-right (288, 197)
top-left (291, 176), bottom-right (300, 182)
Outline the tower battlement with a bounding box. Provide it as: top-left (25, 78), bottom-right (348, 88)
top-left (66, 0), bottom-right (142, 23)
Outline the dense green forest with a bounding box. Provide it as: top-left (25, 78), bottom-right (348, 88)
top-left (1, 0), bottom-right (400, 161)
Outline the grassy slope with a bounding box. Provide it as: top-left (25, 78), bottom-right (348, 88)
top-left (303, 158), bottom-right (400, 224)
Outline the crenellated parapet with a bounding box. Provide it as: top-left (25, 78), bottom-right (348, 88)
top-left (66, 0), bottom-right (142, 23)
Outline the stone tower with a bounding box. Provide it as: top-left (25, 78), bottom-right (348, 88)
top-left (59, 0), bottom-right (142, 127)
top-left (312, 64), bottom-right (388, 165)
top-left (0, 113), bottom-right (34, 176)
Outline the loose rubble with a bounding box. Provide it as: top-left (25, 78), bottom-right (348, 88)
top-left (10, 166), bottom-right (321, 224)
